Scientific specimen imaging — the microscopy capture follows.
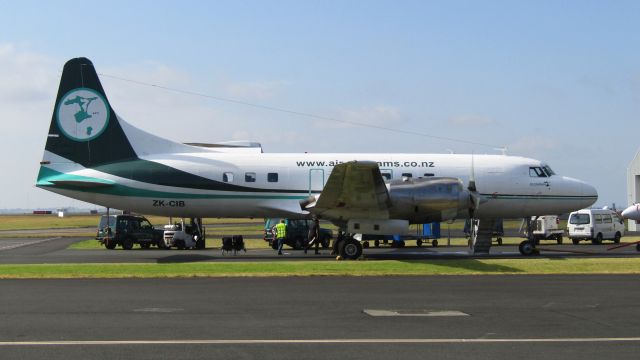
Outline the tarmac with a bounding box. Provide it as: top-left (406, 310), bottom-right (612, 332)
top-left (1, 276), bottom-right (639, 359)
top-left (1, 236), bottom-right (640, 359)
top-left (0, 236), bottom-right (639, 264)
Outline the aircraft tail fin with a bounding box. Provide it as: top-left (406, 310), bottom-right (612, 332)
top-left (43, 57), bottom-right (138, 167)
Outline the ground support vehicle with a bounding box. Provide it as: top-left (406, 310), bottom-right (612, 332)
top-left (523, 215), bottom-right (564, 244)
top-left (96, 215), bottom-right (163, 250)
top-left (264, 218), bottom-right (333, 250)
top-left (365, 223), bottom-right (441, 248)
top-left (161, 218), bottom-right (206, 250)
top-left (568, 208), bottom-right (625, 245)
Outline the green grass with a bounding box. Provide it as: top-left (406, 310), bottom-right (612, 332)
top-left (0, 215), bottom-right (263, 231)
top-left (1, 258), bottom-right (640, 279)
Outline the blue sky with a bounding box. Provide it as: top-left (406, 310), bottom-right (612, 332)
top-left (0, 0), bottom-right (638, 209)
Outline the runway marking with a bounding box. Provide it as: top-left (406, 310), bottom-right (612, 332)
top-left (2, 337), bottom-right (640, 346)
top-left (363, 309), bottom-right (469, 317)
top-left (0, 237), bottom-right (61, 251)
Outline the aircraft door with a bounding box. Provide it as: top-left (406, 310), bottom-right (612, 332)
top-left (309, 169), bottom-right (325, 195)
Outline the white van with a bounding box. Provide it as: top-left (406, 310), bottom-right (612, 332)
top-left (567, 208), bottom-right (625, 244)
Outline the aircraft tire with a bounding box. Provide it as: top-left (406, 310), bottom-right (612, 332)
top-left (496, 238), bottom-right (503, 246)
top-left (431, 239), bottom-right (438, 248)
top-left (518, 240), bottom-right (537, 256)
top-left (416, 239), bottom-right (422, 247)
top-left (340, 239), bottom-right (362, 260)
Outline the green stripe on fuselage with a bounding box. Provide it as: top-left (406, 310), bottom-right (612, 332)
top-left (36, 166), bottom-right (307, 200)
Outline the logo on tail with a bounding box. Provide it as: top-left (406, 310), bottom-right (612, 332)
top-left (56, 87), bottom-right (110, 141)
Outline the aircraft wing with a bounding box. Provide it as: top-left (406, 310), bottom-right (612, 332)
top-left (302, 161), bottom-right (392, 220)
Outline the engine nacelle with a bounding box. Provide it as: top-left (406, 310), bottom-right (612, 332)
top-left (388, 177), bottom-right (471, 223)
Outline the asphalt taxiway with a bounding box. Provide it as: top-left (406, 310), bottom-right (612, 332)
top-left (1, 276), bottom-right (639, 359)
top-left (0, 236), bottom-right (639, 264)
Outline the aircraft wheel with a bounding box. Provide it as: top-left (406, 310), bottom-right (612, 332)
top-left (363, 241), bottom-right (369, 249)
top-left (431, 239), bottom-right (438, 248)
top-left (416, 239), bottom-right (423, 247)
top-left (496, 237), bottom-right (503, 246)
top-left (374, 240), bottom-right (380, 248)
top-left (518, 240), bottom-right (537, 256)
top-left (339, 239), bottom-right (363, 260)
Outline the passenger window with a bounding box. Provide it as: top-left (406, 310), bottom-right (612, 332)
top-left (268, 173), bottom-right (278, 182)
top-left (245, 172), bottom-right (256, 182)
top-left (423, 173), bottom-right (435, 177)
top-left (381, 171), bottom-right (392, 181)
top-left (402, 173), bottom-right (412, 178)
top-left (223, 172), bottom-right (234, 182)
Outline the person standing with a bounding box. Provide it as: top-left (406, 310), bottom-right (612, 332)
top-left (275, 219), bottom-right (287, 255)
top-left (304, 217), bottom-right (321, 254)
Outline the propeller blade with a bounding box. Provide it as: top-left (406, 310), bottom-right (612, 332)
top-left (468, 154), bottom-right (477, 192)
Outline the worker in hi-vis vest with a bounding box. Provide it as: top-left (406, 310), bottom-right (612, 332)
top-left (275, 219), bottom-right (287, 255)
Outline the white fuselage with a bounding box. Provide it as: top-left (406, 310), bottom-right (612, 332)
top-left (42, 151), bottom-right (598, 220)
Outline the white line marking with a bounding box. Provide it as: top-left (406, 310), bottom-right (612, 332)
top-left (364, 309), bottom-right (469, 317)
top-left (1, 338), bottom-right (640, 346)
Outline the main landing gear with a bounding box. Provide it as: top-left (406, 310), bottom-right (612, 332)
top-left (333, 231), bottom-right (363, 260)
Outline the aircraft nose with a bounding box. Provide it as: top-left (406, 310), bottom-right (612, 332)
top-left (563, 177), bottom-right (597, 208)
top-left (621, 204), bottom-right (640, 220)
top-left (581, 181), bottom-right (598, 201)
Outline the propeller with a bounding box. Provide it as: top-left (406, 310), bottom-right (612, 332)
top-left (468, 154), bottom-right (482, 219)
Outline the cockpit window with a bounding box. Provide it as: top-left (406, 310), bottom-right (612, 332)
top-left (529, 167), bottom-right (547, 178)
top-left (542, 165), bottom-right (555, 176)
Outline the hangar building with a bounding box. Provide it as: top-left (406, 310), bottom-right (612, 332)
top-left (627, 149), bottom-right (640, 231)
